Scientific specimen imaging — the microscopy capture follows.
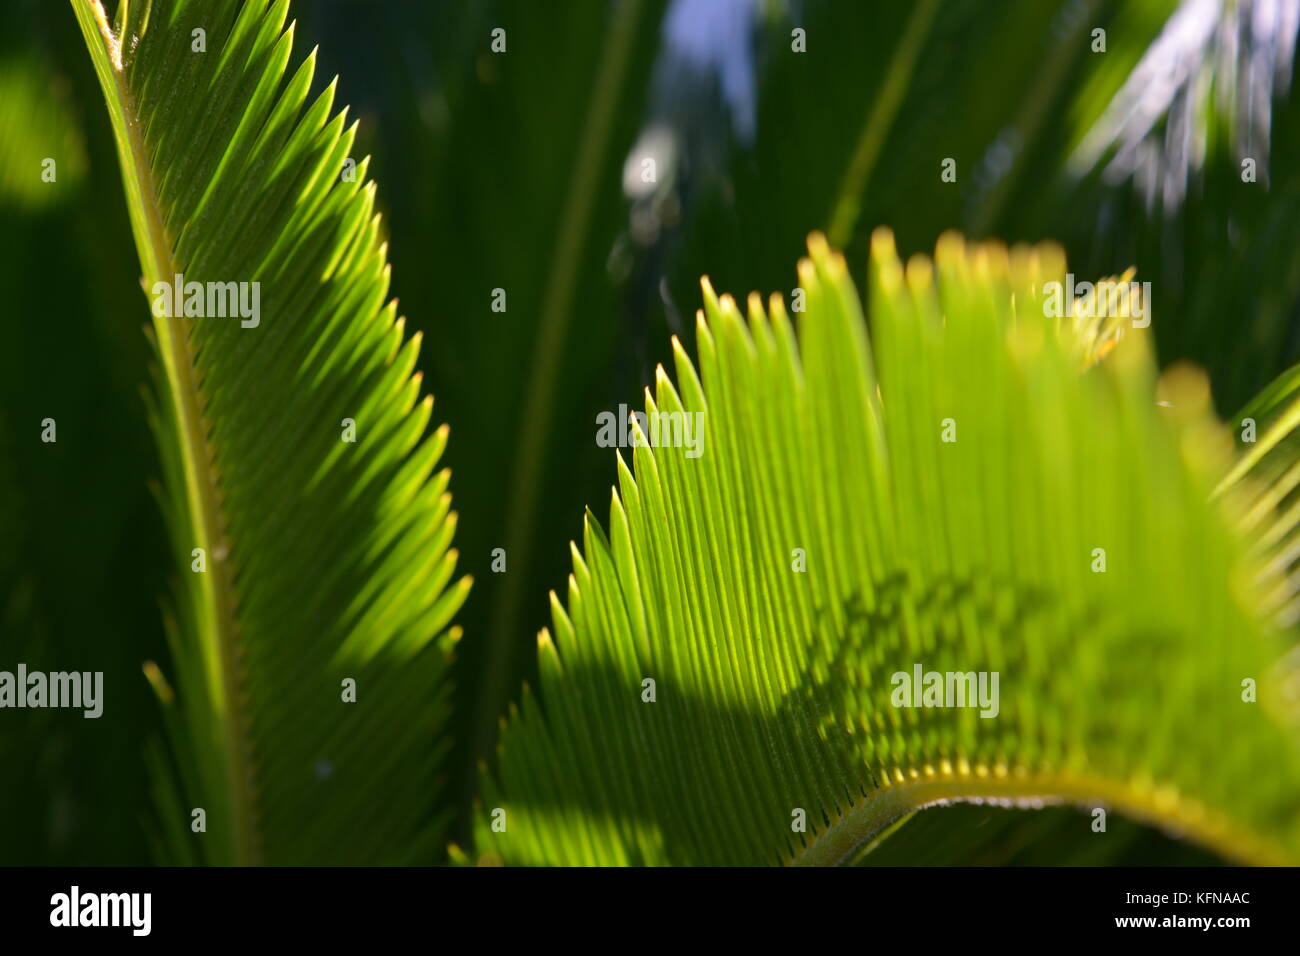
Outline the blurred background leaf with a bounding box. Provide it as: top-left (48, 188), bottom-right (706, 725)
top-left (0, 0), bottom-right (168, 864)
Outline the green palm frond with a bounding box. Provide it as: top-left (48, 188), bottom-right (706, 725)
top-left (474, 232), bottom-right (1300, 866)
top-left (72, 0), bottom-right (469, 864)
top-left (1218, 363), bottom-right (1300, 632)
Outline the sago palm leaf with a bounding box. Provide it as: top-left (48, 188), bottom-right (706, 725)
top-left (72, 0), bottom-right (469, 864)
top-left (1218, 363), bottom-right (1300, 631)
top-left (474, 232), bottom-right (1300, 866)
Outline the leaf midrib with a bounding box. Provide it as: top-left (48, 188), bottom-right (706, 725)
top-left (74, 0), bottom-right (259, 865)
top-left (793, 767), bottom-right (1294, 867)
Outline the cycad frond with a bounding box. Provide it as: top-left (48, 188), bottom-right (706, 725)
top-left (72, 0), bottom-right (469, 864)
top-left (476, 231), bottom-right (1300, 866)
top-left (1218, 364), bottom-right (1300, 634)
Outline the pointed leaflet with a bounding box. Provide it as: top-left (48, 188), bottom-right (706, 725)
top-left (72, 0), bottom-right (469, 863)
